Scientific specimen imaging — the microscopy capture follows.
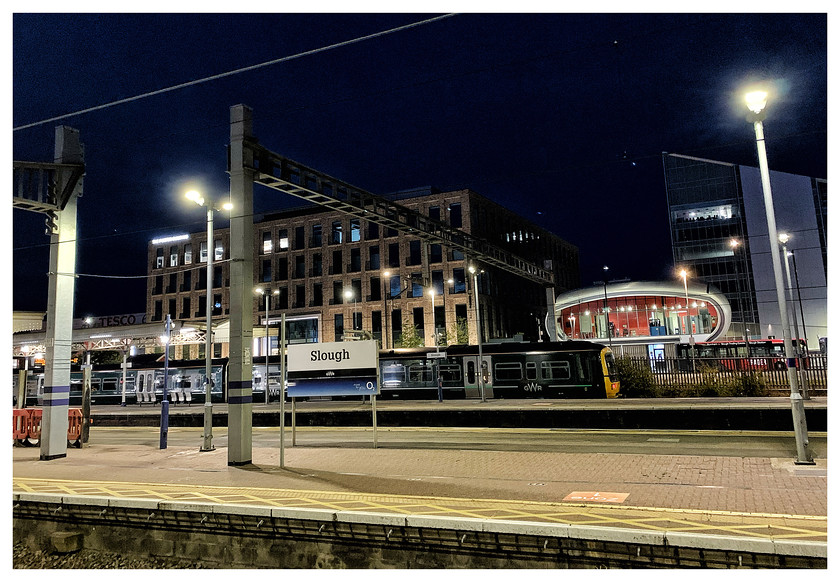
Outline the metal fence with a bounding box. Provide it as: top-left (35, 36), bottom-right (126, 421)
top-left (622, 355), bottom-right (827, 397)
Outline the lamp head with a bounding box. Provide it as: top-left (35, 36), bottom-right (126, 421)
top-left (730, 238), bottom-right (740, 248)
top-left (255, 287), bottom-right (264, 295)
top-left (778, 233), bottom-right (790, 244)
top-left (185, 190), bottom-right (205, 206)
top-left (222, 202), bottom-right (233, 211)
top-left (745, 90), bottom-right (768, 115)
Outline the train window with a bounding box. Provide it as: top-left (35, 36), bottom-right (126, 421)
top-left (494, 362), bottom-right (523, 381)
top-left (541, 361), bottom-right (571, 381)
top-left (408, 362), bottom-right (433, 383)
top-left (525, 362), bottom-right (537, 380)
top-left (466, 360), bottom-right (476, 383)
top-left (102, 378), bottom-right (118, 392)
top-left (383, 363), bottom-right (406, 386)
top-left (91, 378), bottom-right (101, 390)
top-left (124, 378), bottom-right (136, 392)
top-left (438, 364), bottom-right (462, 383)
top-left (70, 379), bottom-right (82, 395)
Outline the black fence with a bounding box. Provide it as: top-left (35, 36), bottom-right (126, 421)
top-left (622, 355), bottom-right (827, 397)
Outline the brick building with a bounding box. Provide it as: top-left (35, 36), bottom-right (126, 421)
top-left (146, 188), bottom-right (579, 358)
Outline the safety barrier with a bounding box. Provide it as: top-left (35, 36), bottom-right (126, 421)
top-left (12, 408), bottom-right (83, 447)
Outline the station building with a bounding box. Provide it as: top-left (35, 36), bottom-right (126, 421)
top-left (146, 187), bottom-right (579, 359)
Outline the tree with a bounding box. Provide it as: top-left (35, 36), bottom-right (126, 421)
top-left (398, 323), bottom-right (425, 348)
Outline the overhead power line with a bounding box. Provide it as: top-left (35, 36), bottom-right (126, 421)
top-left (13, 13), bottom-right (457, 132)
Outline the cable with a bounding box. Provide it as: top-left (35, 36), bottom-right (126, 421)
top-left (13, 13), bottom-right (458, 132)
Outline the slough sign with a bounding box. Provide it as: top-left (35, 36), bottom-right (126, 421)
top-left (286, 340), bottom-right (379, 397)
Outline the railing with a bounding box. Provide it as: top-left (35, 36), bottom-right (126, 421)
top-left (623, 355), bottom-right (827, 396)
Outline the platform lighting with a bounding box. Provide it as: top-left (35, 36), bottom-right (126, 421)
top-left (744, 86), bottom-right (811, 463)
top-left (185, 188), bottom-right (232, 453)
top-left (468, 265), bottom-right (486, 402)
top-left (255, 287), bottom-right (280, 404)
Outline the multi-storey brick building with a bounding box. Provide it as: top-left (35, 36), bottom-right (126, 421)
top-left (146, 188), bottom-right (579, 358)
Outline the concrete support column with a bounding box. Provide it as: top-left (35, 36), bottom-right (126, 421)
top-left (227, 105), bottom-right (255, 466)
top-left (41, 126), bottom-right (83, 461)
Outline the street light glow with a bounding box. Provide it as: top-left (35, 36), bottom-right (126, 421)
top-left (778, 232), bottom-right (790, 244)
top-left (185, 189), bottom-right (205, 206)
top-left (745, 90), bottom-right (768, 114)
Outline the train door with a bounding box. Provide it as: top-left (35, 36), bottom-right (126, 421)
top-left (462, 355), bottom-right (493, 399)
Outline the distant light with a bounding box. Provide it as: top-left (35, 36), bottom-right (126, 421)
top-left (151, 234), bottom-right (190, 245)
top-left (185, 190), bottom-right (205, 206)
top-left (222, 202), bottom-right (233, 211)
top-left (89, 333), bottom-right (112, 339)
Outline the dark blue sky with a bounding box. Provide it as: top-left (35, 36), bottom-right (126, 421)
top-left (12, 13), bottom-right (827, 317)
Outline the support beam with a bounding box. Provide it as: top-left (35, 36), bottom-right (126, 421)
top-left (40, 126), bottom-right (83, 461)
top-left (227, 105), bottom-right (255, 466)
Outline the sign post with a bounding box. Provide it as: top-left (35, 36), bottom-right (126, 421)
top-left (287, 340), bottom-right (380, 448)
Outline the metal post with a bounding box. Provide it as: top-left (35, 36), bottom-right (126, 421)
top-left (40, 126), bottom-right (82, 461)
top-left (383, 275), bottom-right (390, 349)
top-left (81, 355), bottom-right (91, 445)
top-left (228, 104), bottom-right (255, 466)
top-left (120, 350), bottom-right (128, 406)
top-left (201, 205), bottom-right (215, 452)
top-left (471, 267), bottom-right (485, 402)
top-left (264, 291), bottom-right (270, 404)
top-left (781, 242), bottom-right (809, 399)
top-left (280, 313), bottom-right (286, 468)
top-left (750, 114), bottom-right (813, 464)
top-left (160, 314), bottom-right (171, 450)
top-left (602, 267), bottom-right (612, 348)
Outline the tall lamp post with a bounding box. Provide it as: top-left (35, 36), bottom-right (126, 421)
top-left (255, 287), bottom-right (279, 404)
top-left (382, 271), bottom-right (391, 349)
top-left (745, 89), bottom-right (812, 464)
top-left (344, 288), bottom-right (357, 335)
top-left (602, 266), bottom-right (612, 348)
top-left (468, 265), bottom-right (485, 402)
top-left (778, 234), bottom-right (809, 399)
top-left (186, 189), bottom-right (232, 453)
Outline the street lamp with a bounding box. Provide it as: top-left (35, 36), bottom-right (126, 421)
top-left (255, 287), bottom-right (279, 404)
top-left (745, 88), bottom-right (812, 464)
top-left (382, 271), bottom-right (391, 349)
top-left (344, 288), bottom-right (357, 334)
top-left (159, 314), bottom-right (173, 449)
top-left (428, 287), bottom-right (438, 352)
top-left (468, 265), bottom-right (486, 402)
top-left (778, 234), bottom-right (809, 399)
top-left (602, 266), bottom-right (612, 347)
top-left (679, 269), bottom-right (695, 346)
top-left (186, 188), bottom-right (232, 453)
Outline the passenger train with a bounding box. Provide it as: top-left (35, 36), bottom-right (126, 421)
top-left (14, 341), bottom-right (619, 406)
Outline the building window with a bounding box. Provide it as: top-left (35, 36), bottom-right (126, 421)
top-left (277, 257), bottom-right (289, 281)
top-left (432, 270), bottom-right (444, 296)
top-left (452, 268), bottom-right (466, 293)
top-left (184, 243), bottom-right (192, 265)
top-left (429, 244), bottom-right (442, 264)
top-left (153, 300), bottom-right (162, 321)
top-left (429, 206), bottom-right (440, 221)
top-left (277, 287), bottom-right (288, 310)
top-left (212, 294), bottom-right (222, 316)
top-left (370, 276), bottom-right (382, 301)
top-left (214, 239), bottom-right (223, 261)
top-left (312, 283), bottom-right (323, 307)
top-left (169, 246), bottom-right (178, 267)
top-left (196, 267), bottom-right (206, 290)
top-left (294, 255), bottom-right (306, 278)
top-left (388, 243), bottom-right (400, 268)
top-left (262, 231), bottom-right (273, 254)
top-left (350, 248), bottom-right (361, 272)
top-left (166, 273), bottom-right (177, 294)
top-left (279, 229), bottom-right (289, 250)
top-left (213, 267), bottom-right (223, 288)
top-left (330, 221), bottom-right (343, 244)
top-left (261, 259), bottom-right (272, 283)
top-left (199, 241), bottom-right (208, 263)
top-left (334, 313), bottom-right (344, 342)
top-left (181, 270), bottom-right (192, 292)
top-left (350, 219), bottom-right (361, 242)
top-left (449, 203), bottom-right (462, 228)
top-left (333, 281), bottom-right (344, 305)
top-left (389, 276), bottom-right (401, 299)
top-left (408, 240), bottom-right (422, 265)
top-left (180, 297), bottom-right (190, 319)
top-left (295, 284), bottom-right (306, 308)
top-left (411, 274), bottom-right (424, 298)
top-left (312, 253), bottom-right (323, 277)
top-left (155, 248), bottom-right (164, 268)
top-left (367, 221), bottom-right (379, 240)
top-left (332, 250), bottom-right (342, 275)
top-left (310, 224), bottom-right (322, 247)
top-left (294, 226), bottom-right (305, 250)
top-left (153, 275), bottom-right (163, 295)
top-left (369, 246), bottom-right (380, 270)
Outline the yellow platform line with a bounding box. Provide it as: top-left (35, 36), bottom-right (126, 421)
top-left (13, 477), bottom-right (826, 541)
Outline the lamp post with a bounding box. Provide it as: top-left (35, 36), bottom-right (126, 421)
top-left (729, 238), bottom-right (748, 345)
top-left (468, 265), bottom-right (485, 402)
top-left (779, 234), bottom-right (809, 399)
top-left (186, 189), bottom-right (232, 453)
top-left (159, 314), bottom-right (172, 450)
top-left (602, 266), bottom-right (612, 348)
top-left (789, 250), bottom-right (810, 354)
top-left (255, 287), bottom-right (279, 404)
top-left (745, 88), bottom-right (812, 464)
top-left (344, 288), bottom-right (356, 335)
top-left (382, 271), bottom-right (391, 349)
top-left (569, 314), bottom-right (576, 339)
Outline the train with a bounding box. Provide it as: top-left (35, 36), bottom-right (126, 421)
top-left (14, 341), bottom-right (620, 406)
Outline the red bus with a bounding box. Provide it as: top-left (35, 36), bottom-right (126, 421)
top-left (676, 339), bottom-right (805, 371)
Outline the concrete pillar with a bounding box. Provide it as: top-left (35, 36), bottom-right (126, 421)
top-left (40, 126), bottom-right (83, 461)
top-left (227, 105), bottom-right (255, 465)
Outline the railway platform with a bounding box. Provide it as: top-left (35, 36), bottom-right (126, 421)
top-left (12, 398), bottom-right (829, 568)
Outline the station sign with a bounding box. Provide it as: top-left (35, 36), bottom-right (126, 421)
top-left (286, 340), bottom-right (379, 397)
top-left (426, 351), bottom-right (447, 359)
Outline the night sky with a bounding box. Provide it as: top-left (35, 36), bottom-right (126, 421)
top-left (11, 12), bottom-right (827, 318)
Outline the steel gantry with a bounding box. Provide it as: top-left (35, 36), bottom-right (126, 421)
top-left (13, 127), bottom-right (85, 461)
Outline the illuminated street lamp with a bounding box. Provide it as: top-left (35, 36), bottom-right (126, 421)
top-left (745, 88), bottom-right (812, 464)
top-left (468, 265), bottom-right (486, 402)
top-left (255, 287), bottom-right (280, 404)
top-left (778, 234), bottom-right (809, 399)
top-left (185, 189), bottom-right (232, 453)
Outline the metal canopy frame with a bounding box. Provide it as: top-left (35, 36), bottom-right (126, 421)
top-left (13, 161), bottom-right (85, 214)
